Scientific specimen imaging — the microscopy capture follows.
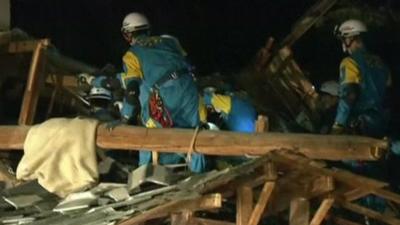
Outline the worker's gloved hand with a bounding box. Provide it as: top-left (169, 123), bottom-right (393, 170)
top-left (77, 73), bottom-right (95, 85)
top-left (113, 101), bottom-right (123, 113)
top-left (331, 122), bottom-right (345, 135)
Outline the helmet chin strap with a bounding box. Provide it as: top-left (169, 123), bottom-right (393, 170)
top-left (341, 37), bottom-right (355, 54)
top-left (122, 32), bottom-right (136, 45)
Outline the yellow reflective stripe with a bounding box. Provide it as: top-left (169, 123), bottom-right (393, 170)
top-left (211, 94), bottom-right (232, 114)
top-left (122, 51), bottom-right (143, 80)
top-left (198, 96), bottom-right (208, 123)
top-left (340, 57), bottom-right (360, 84)
top-left (145, 118), bottom-right (158, 128)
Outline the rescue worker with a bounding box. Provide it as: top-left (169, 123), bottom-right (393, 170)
top-left (332, 19), bottom-right (391, 215)
top-left (86, 86), bottom-right (117, 122)
top-left (199, 87), bottom-right (257, 167)
top-left (199, 87), bottom-right (257, 133)
top-left (332, 19), bottom-right (391, 137)
top-left (317, 80), bottom-right (339, 134)
top-left (79, 13), bottom-right (205, 172)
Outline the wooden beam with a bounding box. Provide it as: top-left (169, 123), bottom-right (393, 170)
top-left (269, 153), bottom-right (388, 190)
top-left (255, 115), bottom-right (269, 132)
top-left (343, 188), bottom-right (372, 202)
top-left (45, 75), bottom-right (77, 88)
top-left (190, 218), bottom-right (235, 225)
top-left (0, 124), bottom-right (388, 161)
top-left (332, 217), bottom-right (363, 225)
top-left (281, 0), bottom-right (338, 47)
top-left (289, 197), bottom-right (310, 225)
top-left (18, 39), bottom-right (50, 125)
top-left (371, 188), bottom-right (400, 205)
top-left (8, 40), bottom-right (40, 53)
top-left (309, 198), bottom-right (334, 225)
top-left (340, 201), bottom-right (400, 225)
top-left (119, 193), bottom-right (222, 225)
top-left (236, 185), bottom-right (253, 225)
top-left (247, 181), bottom-right (275, 225)
top-left (171, 211), bottom-right (192, 225)
top-left (268, 175), bottom-right (334, 215)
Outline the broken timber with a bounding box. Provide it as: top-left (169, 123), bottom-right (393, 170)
top-left (0, 124), bottom-right (388, 160)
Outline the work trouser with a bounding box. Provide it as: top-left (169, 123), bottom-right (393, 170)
top-left (138, 75), bottom-right (206, 173)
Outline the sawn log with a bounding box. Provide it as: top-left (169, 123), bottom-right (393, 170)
top-left (0, 124), bottom-right (387, 161)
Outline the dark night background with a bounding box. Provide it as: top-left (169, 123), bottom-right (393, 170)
top-left (10, 0), bottom-right (328, 74)
top-left (8, 0), bottom-right (400, 126)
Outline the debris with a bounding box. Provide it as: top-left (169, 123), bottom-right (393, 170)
top-left (127, 164), bottom-right (174, 192)
top-left (3, 194), bottom-right (43, 209)
top-left (105, 188), bottom-right (130, 202)
top-left (53, 191), bottom-right (97, 213)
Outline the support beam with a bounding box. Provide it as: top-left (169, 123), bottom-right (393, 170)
top-left (247, 181), bottom-right (275, 225)
top-left (340, 201), bottom-right (400, 225)
top-left (0, 124), bottom-right (388, 161)
top-left (18, 39), bottom-right (50, 125)
top-left (281, 0), bottom-right (338, 47)
top-left (190, 218), bottom-right (235, 225)
top-left (289, 198), bottom-right (310, 225)
top-left (8, 40), bottom-right (40, 53)
top-left (309, 198), bottom-right (334, 225)
top-left (371, 188), bottom-right (400, 205)
top-left (236, 185), bottom-right (253, 225)
top-left (332, 217), bottom-right (363, 225)
top-left (269, 153), bottom-right (388, 191)
top-left (171, 211), bottom-right (192, 225)
top-left (119, 194), bottom-right (222, 225)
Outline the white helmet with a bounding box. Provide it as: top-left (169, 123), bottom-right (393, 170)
top-left (320, 80), bottom-right (339, 97)
top-left (121, 13), bottom-right (150, 33)
top-left (88, 87), bottom-right (112, 101)
top-left (335, 19), bottom-right (367, 38)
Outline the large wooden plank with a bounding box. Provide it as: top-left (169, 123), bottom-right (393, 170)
top-left (0, 124), bottom-right (388, 161)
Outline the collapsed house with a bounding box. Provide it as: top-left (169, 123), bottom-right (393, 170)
top-left (0, 0), bottom-right (400, 224)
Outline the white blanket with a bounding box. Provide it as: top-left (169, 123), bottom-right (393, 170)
top-left (17, 117), bottom-right (99, 197)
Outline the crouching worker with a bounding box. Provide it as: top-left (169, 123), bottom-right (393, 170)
top-left (79, 12), bottom-right (206, 173)
top-left (199, 87), bottom-right (257, 167)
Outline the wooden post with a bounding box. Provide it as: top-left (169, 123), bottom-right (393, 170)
top-left (18, 39), bottom-right (50, 125)
top-left (247, 181), bottom-right (276, 225)
top-left (309, 198), bottom-right (334, 225)
top-left (152, 152), bottom-right (159, 165)
top-left (255, 115), bottom-right (269, 133)
top-left (289, 197), bottom-right (310, 225)
top-left (171, 210), bottom-right (192, 225)
top-left (236, 185), bottom-right (253, 225)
